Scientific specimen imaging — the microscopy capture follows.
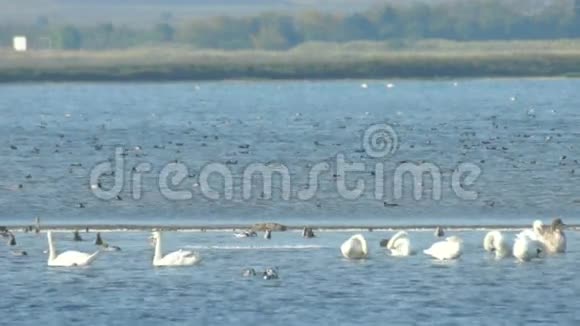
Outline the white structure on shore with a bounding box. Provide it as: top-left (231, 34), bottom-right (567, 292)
top-left (13, 36), bottom-right (27, 52)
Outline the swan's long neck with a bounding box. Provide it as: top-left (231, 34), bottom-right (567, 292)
top-left (533, 221), bottom-right (544, 235)
top-left (493, 232), bottom-right (504, 248)
top-left (387, 231), bottom-right (406, 249)
top-left (483, 232), bottom-right (496, 251)
top-left (493, 233), bottom-right (509, 255)
top-left (153, 234), bottom-right (163, 261)
top-left (47, 233), bottom-right (57, 261)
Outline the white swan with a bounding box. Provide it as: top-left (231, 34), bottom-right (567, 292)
top-left (47, 231), bottom-right (100, 267)
top-left (533, 218), bottom-right (566, 254)
top-left (340, 234), bottom-right (368, 259)
top-left (386, 231), bottom-right (414, 256)
top-left (483, 231), bottom-right (511, 259)
top-left (513, 231), bottom-right (543, 262)
top-left (423, 236), bottom-right (463, 260)
top-left (151, 231), bottom-right (201, 267)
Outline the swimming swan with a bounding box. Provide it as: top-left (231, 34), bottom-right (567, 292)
top-left (423, 236), bottom-right (463, 260)
top-left (513, 231), bottom-right (543, 262)
top-left (483, 231), bottom-right (511, 259)
top-left (533, 218), bottom-right (566, 254)
top-left (151, 231), bottom-right (201, 267)
top-left (47, 231), bottom-right (100, 267)
top-left (340, 234), bottom-right (369, 259)
top-left (386, 231), bottom-right (414, 256)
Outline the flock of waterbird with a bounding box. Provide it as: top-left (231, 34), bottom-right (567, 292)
top-left (1, 223), bottom-right (284, 279)
top-left (8, 84), bottom-right (576, 215)
top-left (0, 218), bottom-right (567, 280)
top-left (341, 218), bottom-right (566, 262)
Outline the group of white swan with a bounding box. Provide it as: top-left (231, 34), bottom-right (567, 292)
top-left (5, 218), bottom-right (569, 268)
top-left (341, 218), bottom-right (567, 262)
top-left (484, 218), bottom-right (566, 261)
top-left (341, 232), bottom-right (462, 261)
top-left (46, 231), bottom-right (201, 267)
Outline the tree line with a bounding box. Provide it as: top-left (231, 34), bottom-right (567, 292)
top-left (1, 0), bottom-right (579, 51)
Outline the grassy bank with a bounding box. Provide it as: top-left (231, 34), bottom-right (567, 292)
top-left (2, 40), bottom-right (580, 82)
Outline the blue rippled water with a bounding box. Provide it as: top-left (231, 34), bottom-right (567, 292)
top-left (1, 79), bottom-right (580, 325)
top-left (1, 230), bottom-right (579, 325)
top-left (0, 79), bottom-right (580, 225)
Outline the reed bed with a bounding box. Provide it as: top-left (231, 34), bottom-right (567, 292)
top-left (2, 40), bottom-right (580, 81)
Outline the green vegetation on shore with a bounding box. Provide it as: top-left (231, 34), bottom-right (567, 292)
top-left (1, 0), bottom-right (580, 81)
top-left (1, 0), bottom-right (579, 51)
top-left (2, 40), bottom-right (580, 81)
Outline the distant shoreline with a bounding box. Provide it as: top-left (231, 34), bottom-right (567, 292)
top-left (2, 44), bottom-right (580, 82)
top-left (1, 61), bottom-right (580, 83)
top-left (2, 72), bottom-right (580, 83)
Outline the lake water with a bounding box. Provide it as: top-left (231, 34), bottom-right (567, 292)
top-left (1, 230), bottom-right (579, 325)
top-left (1, 79), bottom-right (579, 226)
top-left (1, 79), bottom-right (579, 325)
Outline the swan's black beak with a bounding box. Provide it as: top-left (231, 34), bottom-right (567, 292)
top-left (536, 248), bottom-right (542, 256)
